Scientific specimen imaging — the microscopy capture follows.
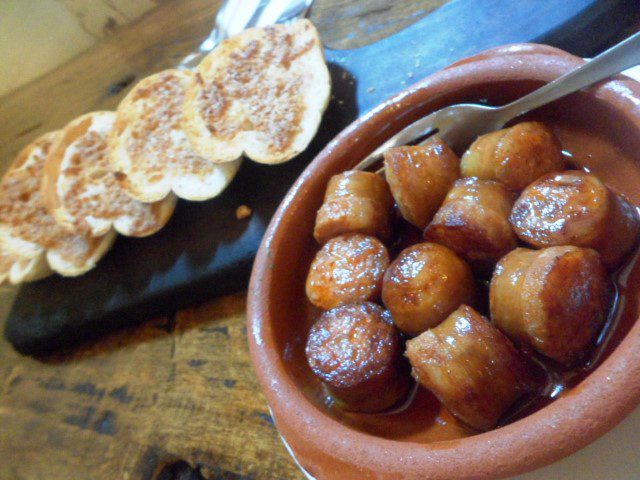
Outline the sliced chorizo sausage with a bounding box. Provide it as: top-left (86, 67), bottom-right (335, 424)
top-left (424, 177), bottom-right (517, 271)
top-left (460, 121), bottom-right (564, 191)
top-left (384, 137), bottom-right (459, 229)
top-left (306, 234), bottom-right (389, 310)
top-left (314, 171), bottom-right (393, 244)
top-left (510, 170), bottom-right (639, 270)
top-left (490, 246), bottom-right (613, 365)
top-left (382, 242), bottom-right (477, 336)
top-left (306, 302), bottom-right (411, 413)
top-left (406, 305), bottom-right (536, 431)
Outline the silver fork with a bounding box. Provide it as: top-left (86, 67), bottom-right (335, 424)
top-left (356, 31), bottom-right (640, 171)
top-left (178, 0), bottom-right (314, 69)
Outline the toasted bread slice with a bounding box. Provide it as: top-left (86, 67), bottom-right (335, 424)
top-left (8, 248), bottom-right (53, 284)
top-left (42, 111), bottom-right (177, 237)
top-left (0, 243), bottom-right (45, 285)
top-left (109, 69), bottom-right (241, 202)
top-left (182, 19), bottom-right (331, 164)
top-left (0, 244), bottom-right (14, 285)
top-left (0, 131), bottom-right (116, 279)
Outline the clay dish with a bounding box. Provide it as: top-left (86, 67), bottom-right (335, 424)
top-left (247, 44), bottom-right (640, 479)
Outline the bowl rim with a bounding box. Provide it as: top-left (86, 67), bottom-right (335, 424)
top-left (247, 43), bottom-right (640, 479)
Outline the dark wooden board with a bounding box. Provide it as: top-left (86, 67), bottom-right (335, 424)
top-left (6, 0), bottom-right (639, 355)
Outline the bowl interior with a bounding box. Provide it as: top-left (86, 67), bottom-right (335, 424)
top-left (261, 71), bottom-right (640, 444)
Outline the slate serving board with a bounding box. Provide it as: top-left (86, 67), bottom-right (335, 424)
top-left (6, 0), bottom-right (639, 355)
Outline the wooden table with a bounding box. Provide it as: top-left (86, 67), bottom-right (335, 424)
top-left (0, 2), bottom-right (444, 479)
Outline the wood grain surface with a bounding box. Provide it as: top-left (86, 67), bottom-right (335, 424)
top-left (0, 0), bottom-right (160, 97)
top-left (0, 1), bottom-right (444, 479)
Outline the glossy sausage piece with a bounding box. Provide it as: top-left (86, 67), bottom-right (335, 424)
top-left (490, 246), bottom-right (612, 365)
top-left (510, 171), bottom-right (639, 270)
top-left (382, 242), bottom-right (477, 336)
top-left (406, 305), bottom-right (535, 431)
top-left (306, 302), bottom-right (411, 413)
top-left (314, 170), bottom-right (393, 244)
top-left (306, 234), bottom-right (389, 310)
top-left (383, 137), bottom-right (460, 229)
top-left (460, 121), bottom-right (565, 191)
top-left (424, 178), bottom-right (517, 269)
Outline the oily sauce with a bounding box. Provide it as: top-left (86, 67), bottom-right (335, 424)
top-left (291, 123), bottom-right (640, 443)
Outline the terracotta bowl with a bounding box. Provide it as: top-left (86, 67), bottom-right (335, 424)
top-left (247, 43), bottom-right (640, 479)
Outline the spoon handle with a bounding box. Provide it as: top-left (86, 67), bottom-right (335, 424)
top-left (496, 31), bottom-right (640, 121)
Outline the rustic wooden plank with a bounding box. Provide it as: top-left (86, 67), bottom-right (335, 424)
top-left (310, 0), bottom-right (442, 49)
top-left (1, 0), bottom-right (157, 98)
top-left (0, 294), bottom-right (297, 479)
top-left (0, 1), bottom-right (443, 478)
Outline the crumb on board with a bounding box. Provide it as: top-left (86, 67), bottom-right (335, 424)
top-left (236, 205), bottom-right (252, 220)
top-left (367, 87), bottom-right (376, 93)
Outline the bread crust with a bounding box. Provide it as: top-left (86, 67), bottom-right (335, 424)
top-left (0, 239), bottom-right (53, 286)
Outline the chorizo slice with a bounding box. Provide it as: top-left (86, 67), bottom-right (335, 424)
top-left (424, 178), bottom-right (517, 270)
top-left (490, 246), bottom-right (613, 365)
top-left (406, 305), bottom-right (535, 431)
top-left (306, 234), bottom-right (389, 310)
top-left (382, 242), bottom-right (477, 336)
top-left (306, 302), bottom-right (411, 413)
top-left (510, 170), bottom-right (639, 270)
top-left (460, 121), bottom-right (564, 191)
top-left (384, 137), bottom-right (459, 229)
top-left (314, 171), bottom-right (393, 244)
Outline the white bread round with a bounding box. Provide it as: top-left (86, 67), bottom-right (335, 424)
top-left (42, 111), bottom-right (177, 238)
top-left (0, 132), bottom-right (114, 280)
top-left (182, 19), bottom-right (331, 165)
top-left (9, 251), bottom-right (53, 284)
top-left (45, 229), bottom-right (117, 277)
top-left (0, 243), bottom-right (17, 285)
top-left (109, 69), bottom-right (241, 202)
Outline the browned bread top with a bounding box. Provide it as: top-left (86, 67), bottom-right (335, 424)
top-left (43, 111), bottom-right (177, 237)
top-left (0, 132), bottom-right (63, 250)
top-left (109, 69), bottom-right (241, 202)
top-left (182, 19), bottom-right (331, 164)
top-left (0, 131), bottom-right (115, 278)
